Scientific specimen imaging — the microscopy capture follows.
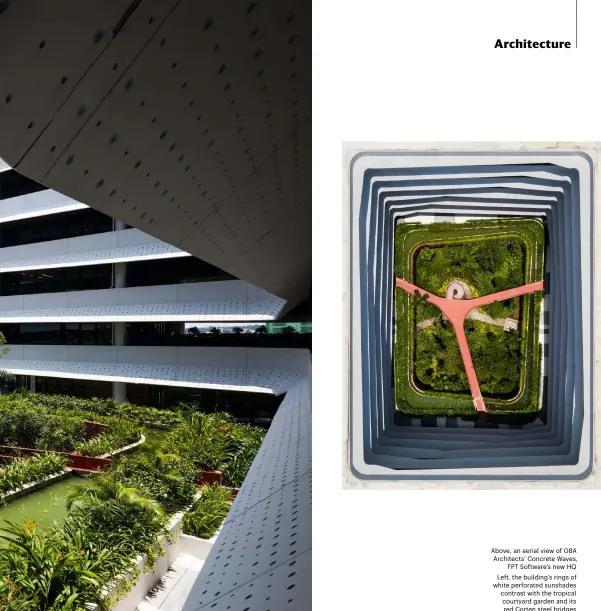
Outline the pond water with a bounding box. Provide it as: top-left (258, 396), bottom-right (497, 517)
top-left (0, 476), bottom-right (81, 532)
top-left (0, 428), bottom-right (170, 536)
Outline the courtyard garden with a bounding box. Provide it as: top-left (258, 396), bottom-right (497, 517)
top-left (0, 391), bottom-right (265, 610)
top-left (394, 218), bottom-right (545, 418)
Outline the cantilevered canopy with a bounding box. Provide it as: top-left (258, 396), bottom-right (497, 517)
top-left (0, 0), bottom-right (310, 307)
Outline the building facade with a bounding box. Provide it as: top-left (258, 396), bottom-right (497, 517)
top-left (0, 2), bottom-right (311, 607)
top-left (0, 167), bottom-right (307, 427)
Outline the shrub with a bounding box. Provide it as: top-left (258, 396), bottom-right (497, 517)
top-left (4, 392), bottom-right (183, 427)
top-left (66, 475), bottom-right (170, 586)
top-left (0, 518), bottom-right (109, 610)
top-left (0, 404), bottom-right (87, 452)
top-left (0, 407), bottom-right (47, 447)
top-left (183, 484), bottom-right (231, 539)
top-left (74, 420), bottom-right (140, 457)
top-left (162, 412), bottom-right (264, 488)
top-left (163, 412), bottom-right (236, 472)
top-left (111, 451), bottom-right (197, 514)
top-left (222, 424), bottom-right (265, 488)
top-left (37, 414), bottom-right (87, 452)
top-left (0, 453), bottom-right (69, 494)
top-left (0, 476), bottom-right (170, 610)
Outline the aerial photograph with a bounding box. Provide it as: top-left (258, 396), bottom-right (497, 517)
top-left (395, 218), bottom-right (544, 416)
top-left (346, 145), bottom-right (596, 485)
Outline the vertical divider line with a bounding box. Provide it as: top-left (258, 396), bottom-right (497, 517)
top-left (576, 0), bottom-right (578, 48)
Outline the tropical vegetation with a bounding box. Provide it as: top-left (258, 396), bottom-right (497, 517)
top-left (110, 451), bottom-right (198, 514)
top-left (163, 411), bottom-right (265, 487)
top-left (0, 453), bottom-right (69, 495)
top-left (414, 316), bottom-right (523, 396)
top-left (395, 219), bottom-right (545, 417)
top-left (0, 476), bottom-right (170, 610)
top-left (73, 420), bottom-right (140, 457)
top-left (0, 406), bottom-right (86, 452)
top-left (0, 399), bottom-right (142, 460)
top-left (183, 483), bottom-right (232, 539)
top-left (0, 386), bottom-right (267, 608)
top-left (414, 237), bottom-right (525, 319)
top-left (0, 392), bottom-right (183, 427)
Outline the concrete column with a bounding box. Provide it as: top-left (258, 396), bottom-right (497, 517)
top-left (112, 219), bottom-right (127, 403)
top-left (28, 375), bottom-right (36, 392)
top-left (113, 261), bottom-right (126, 348)
top-left (113, 380), bottom-right (127, 403)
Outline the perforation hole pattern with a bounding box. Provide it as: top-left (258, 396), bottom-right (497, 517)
top-left (0, 0), bottom-right (310, 302)
top-left (0, 232), bottom-right (187, 273)
top-left (188, 377), bottom-right (311, 609)
top-left (0, 350), bottom-right (306, 396)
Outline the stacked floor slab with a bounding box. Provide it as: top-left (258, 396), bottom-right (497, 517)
top-left (349, 151), bottom-right (594, 480)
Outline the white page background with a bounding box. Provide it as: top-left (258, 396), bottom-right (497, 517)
top-left (313, 1), bottom-right (601, 609)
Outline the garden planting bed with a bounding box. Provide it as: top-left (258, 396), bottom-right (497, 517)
top-left (13, 393), bottom-right (184, 429)
top-left (96, 491), bottom-right (229, 611)
top-left (394, 219), bottom-right (545, 418)
top-left (97, 504), bottom-right (194, 611)
top-left (0, 393), bottom-right (263, 609)
top-left (1, 468), bottom-right (70, 504)
top-left (0, 400), bottom-right (144, 506)
top-left (99, 433), bottom-right (146, 459)
top-left (0, 432), bottom-right (145, 506)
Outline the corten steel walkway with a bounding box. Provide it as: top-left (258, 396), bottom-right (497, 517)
top-left (396, 278), bottom-right (544, 412)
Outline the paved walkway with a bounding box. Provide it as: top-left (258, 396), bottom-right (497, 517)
top-left (137, 553), bottom-right (205, 611)
top-left (417, 309), bottom-right (510, 331)
top-left (397, 277), bottom-right (544, 412)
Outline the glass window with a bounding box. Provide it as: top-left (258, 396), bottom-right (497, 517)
top-left (0, 170), bottom-right (46, 200)
top-left (0, 323), bottom-right (112, 345)
top-left (65, 323), bottom-right (112, 346)
top-left (136, 384), bottom-right (284, 426)
top-left (126, 257), bottom-right (235, 287)
top-left (19, 323), bottom-right (61, 344)
top-left (0, 264), bottom-right (112, 296)
top-left (0, 208), bottom-right (113, 248)
top-left (0, 324), bottom-right (19, 343)
top-left (34, 376), bottom-right (112, 399)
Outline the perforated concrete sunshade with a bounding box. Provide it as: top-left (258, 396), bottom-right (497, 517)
top-left (0, 174), bottom-right (87, 222)
top-left (0, 280), bottom-right (285, 322)
top-left (348, 151), bottom-right (594, 480)
top-left (0, 0), bottom-right (310, 308)
top-left (183, 375), bottom-right (311, 611)
top-left (0, 345), bottom-right (307, 396)
top-left (0, 227), bottom-right (188, 273)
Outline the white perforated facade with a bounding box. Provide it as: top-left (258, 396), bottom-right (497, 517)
top-left (182, 373), bottom-right (312, 610)
top-left (0, 180), bottom-right (87, 222)
top-left (0, 0), bottom-right (310, 308)
top-left (0, 180), bottom-right (311, 608)
top-left (0, 280), bottom-right (285, 322)
top-left (0, 227), bottom-right (188, 273)
top-left (1, 345), bottom-right (305, 395)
